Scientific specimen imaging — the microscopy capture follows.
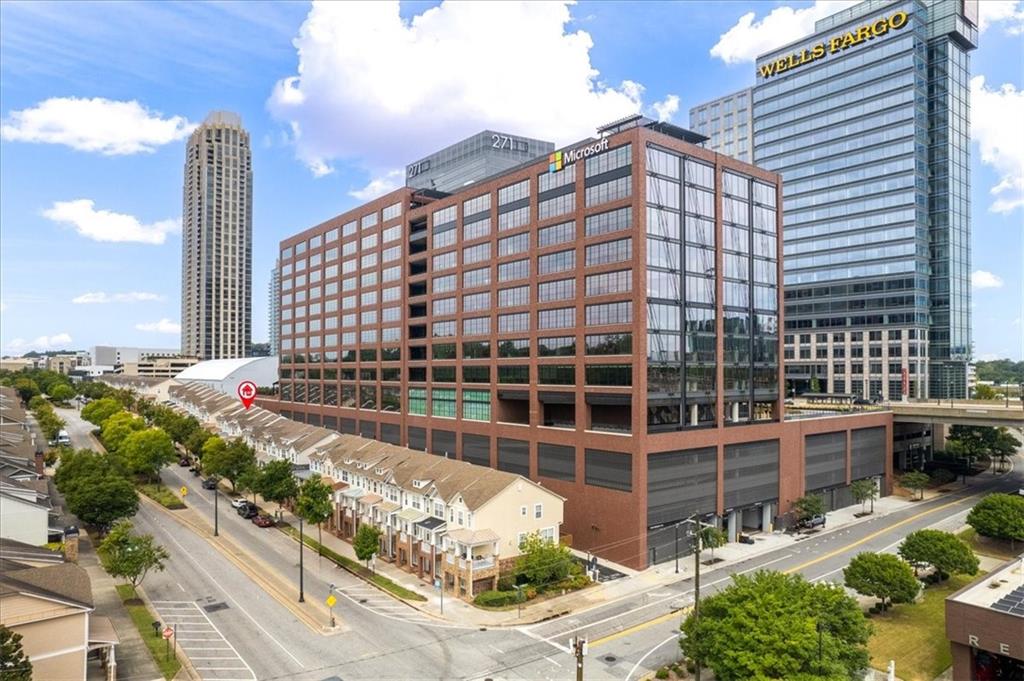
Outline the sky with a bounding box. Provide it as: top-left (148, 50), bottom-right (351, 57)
top-left (1, 0), bottom-right (1021, 360)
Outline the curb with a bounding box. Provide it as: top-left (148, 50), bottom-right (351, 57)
top-left (138, 494), bottom-right (341, 635)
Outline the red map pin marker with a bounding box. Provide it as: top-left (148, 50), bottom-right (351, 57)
top-left (237, 380), bottom-right (257, 410)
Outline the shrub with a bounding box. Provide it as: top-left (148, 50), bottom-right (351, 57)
top-left (473, 590), bottom-right (518, 608)
top-left (497, 574), bottom-right (515, 591)
top-left (931, 468), bottom-right (956, 486)
top-left (655, 668), bottom-right (670, 680)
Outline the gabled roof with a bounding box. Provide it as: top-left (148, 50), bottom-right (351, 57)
top-left (0, 538), bottom-right (65, 567)
top-left (0, 561), bottom-right (93, 609)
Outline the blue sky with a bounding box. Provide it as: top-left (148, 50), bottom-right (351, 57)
top-left (1, 0), bottom-right (1021, 359)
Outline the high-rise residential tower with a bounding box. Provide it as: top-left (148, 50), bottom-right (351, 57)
top-left (181, 111), bottom-right (253, 360)
top-left (691, 0), bottom-right (977, 399)
top-left (269, 261), bottom-right (281, 355)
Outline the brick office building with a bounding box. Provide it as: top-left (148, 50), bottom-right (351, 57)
top-left (263, 116), bottom-right (893, 569)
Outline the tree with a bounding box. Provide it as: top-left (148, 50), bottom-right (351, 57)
top-left (353, 524), bottom-right (382, 569)
top-left (900, 471), bottom-right (930, 500)
top-left (809, 375), bottom-right (821, 393)
top-left (515, 532), bottom-right (573, 586)
top-left (12, 377), bottom-right (40, 403)
top-left (185, 428), bottom-right (212, 458)
top-left (699, 525), bottom-right (727, 559)
top-left (679, 571), bottom-right (870, 681)
top-left (0, 625), bottom-right (32, 681)
top-left (967, 494), bottom-right (1024, 546)
top-left (27, 395), bottom-right (47, 411)
top-left (843, 552), bottom-right (919, 610)
top-left (237, 465), bottom-right (262, 504)
top-left (66, 476), bottom-right (138, 531)
top-left (202, 438), bottom-right (256, 491)
top-left (82, 397), bottom-right (124, 426)
top-left (296, 474), bottom-right (333, 555)
top-left (49, 383), bottom-right (75, 404)
top-left (255, 460), bottom-right (298, 516)
top-left (98, 520), bottom-right (169, 588)
top-left (100, 411), bottom-right (145, 453)
top-left (898, 529), bottom-right (978, 581)
top-left (122, 428), bottom-right (177, 482)
top-left (991, 428), bottom-right (1021, 473)
top-left (792, 494), bottom-right (825, 522)
top-left (54, 449), bottom-right (129, 497)
top-left (851, 479), bottom-right (878, 514)
top-left (974, 384), bottom-right (998, 400)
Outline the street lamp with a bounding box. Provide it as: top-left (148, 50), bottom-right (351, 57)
top-left (298, 515), bottom-right (305, 603)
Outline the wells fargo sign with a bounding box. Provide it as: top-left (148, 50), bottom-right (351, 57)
top-left (759, 11), bottom-right (909, 79)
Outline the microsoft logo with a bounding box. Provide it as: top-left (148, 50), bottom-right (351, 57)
top-left (548, 151), bottom-right (563, 173)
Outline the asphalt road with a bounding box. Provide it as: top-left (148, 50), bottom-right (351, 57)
top-left (58, 407), bottom-right (1024, 680)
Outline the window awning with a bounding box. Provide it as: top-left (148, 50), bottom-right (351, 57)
top-left (415, 516), bottom-right (446, 531)
top-left (340, 487), bottom-right (364, 499)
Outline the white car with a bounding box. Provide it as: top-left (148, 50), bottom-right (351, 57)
top-left (230, 498), bottom-right (250, 509)
top-left (1017, 488), bottom-right (1024, 497)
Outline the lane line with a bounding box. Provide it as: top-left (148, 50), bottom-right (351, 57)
top-left (624, 633), bottom-right (679, 681)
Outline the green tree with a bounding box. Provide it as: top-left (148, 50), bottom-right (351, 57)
top-left (98, 520), bottom-right (170, 588)
top-left (100, 411), bottom-right (145, 453)
top-left (897, 529), bottom-right (978, 581)
top-left (185, 428), bottom-right (212, 458)
top-left (967, 493), bottom-right (1024, 546)
top-left (515, 532), bottom-right (573, 586)
top-left (699, 525), bottom-right (727, 559)
top-left (679, 571), bottom-right (870, 681)
top-left (66, 476), bottom-right (138, 531)
top-left (851, 479), bottom-right (878, 514)
top-left (202, 438), bottom-right (256, 491)
top-left (296, 474), bottom-right (333, 556)
top-left (973, 384), bottom-right (998, 400)
top-left (49, 382), bottom-right (75, 404)
top-left (900, 470), bottom-right (930, 500)
top-left (991, 428), bottom-right (1021, 473)
top-left (237, 465), bottom-right (262, 504)
top-left (81, 397), bottom-right (124, 426)
top-left (255, 459), bottom-right (298, 516)
top-left (122, 428), bottom-right (177, 482)
top-left (54, 449), bottom-right (129, 496)
top-left (12, 377), bottom-right (40, 403)
top-left (0, 625), bottom-right (32, 681)
top-left (78, 381), bottom-right (113, 400)
top-left (32, 403), bottom-right (65, 440)
top-left (353, 524), bottom-right (382, 568)
top-left (843, 552), bottom-right (919, 610)
top-left (27, 395), bottom-right (47, 411)
top-left (792, 494), bottom-right (825, 522)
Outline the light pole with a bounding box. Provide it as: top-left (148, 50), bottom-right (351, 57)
top-left (681, 513), bottom-right (714, 681)
top-left (213, 486), bottom-right (219, 537)
top-left (298, 515), bottom-right (305, 602)
top-left (674, 522), bottom-right (680, 574)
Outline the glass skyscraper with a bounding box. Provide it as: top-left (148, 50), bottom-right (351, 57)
top-left (692, 0), bottom-right (976, 399)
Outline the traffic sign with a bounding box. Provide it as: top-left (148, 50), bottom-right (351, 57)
top-left (237, 380), bottom-right (258, 409)
top-left (326, 594), bottom-right (337, 607)
top-left (162, 627), bottom-right (174, 640)
top-left (180, 486), bottom-right (188, 497)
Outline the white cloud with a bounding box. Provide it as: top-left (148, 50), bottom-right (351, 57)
top-left (978, 0), bottom-right (1024, 34)
top-left (1, 97), bottom-right (195, 155)
top-left (43, 199), bottom-right (180, 244)
top-left (971, 76), bottom-right (1024, 214)
top-left (971, 270), bottom-right (1005, 289)
top-left (135, 319), bottom-right (181, 334)
top-left (72, 291), bottom-right (164, 304)
top-left (651, 95), bottom-right (680, 122)
top-left (5, 333), bottom-right (73, 353)
top-left (269, 1), bottom-right (663, 175)
top-left (710, 1), bottom-right (857, 65)
top-left (350, 169), bottom-right (405, 201)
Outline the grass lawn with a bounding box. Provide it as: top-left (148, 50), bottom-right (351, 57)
top-left (868, 572), bottom-right (982, 681)
top-left (278, 525), bottom-right (427, 601)
top-left (956, 527), bottom-right (1021, 561)
top-left (137, 483), bottom-right (186, 510)
top-left (114, 584), bottom-right (181, 680)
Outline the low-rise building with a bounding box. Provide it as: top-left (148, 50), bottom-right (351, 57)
top-left (0, 474), bottom-right (53, 545)
top-left (169, 382), bottom-right (565, 598)
top-left (118, 355), bottom-right (200, 378)
top-left (946, 555), bottom-right (1024, 679)
top-left (45, 353), bottom-right (90, 375)
top-left (0, 357), bottom-right (37, 372)
top-left (173, 356), bottom-right (278, 398)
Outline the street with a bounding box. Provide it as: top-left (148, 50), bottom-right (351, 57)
top-left (58, 407), bottom-right (1024, 680)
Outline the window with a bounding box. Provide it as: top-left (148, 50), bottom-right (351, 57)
top-left (462, 390), bottom-right (491, 421)
top-left (585, 364), bottom-right (632, 386)
top-left (408, 388), bottom-right (427, 415)
top-left (432, 205), bottom-right (456, 227)
top-left (382, 224), bottom-right (401, 243)
top-left (537, 278), bottom-right (575, 302)
top-left (463, 194), bottom-right (491, 217)
top-left (498, 233), bottom-right (530, 256)
top-left (538, 221), bottom-right (575, 247)
top-left (498, 312), bottom-right (529, 333)
top-left (463, 341), bottom-right (490, 359)
top-left (538, 163), bottom-right (576, 192)
top-left (585, 176), bottom-right (631, 206)
top-left (498, 365), bottom-right (529, 383)
top-left (432, 251), bottom-right (456, 271)
top-left (463, 217), bottom-right (491, 242)
top-left (463, 242), bottom-right (491, 265)
top-left (585, 449), bottom-right (632, 491)
top-left (462, 366), bottom-right (490, 383)
top-left (585, 270), bottom-right (631, 296)
top-left (463, 292), bottom-right (490, 312)
top-left (534, 503), bottom-right (543, 519)
top-left (498, 179), bottom-right (529, 205)
top-left (585, 238), bottom-right (632, 266)
top-left (432, 343), bottom-right (456, 360)
top-left (432, 297), bottom-right (456, 316)
top-left (432, 320), bottom-right (456, 337)
top-left (463, 267), bottom-right (491, 289)
top-left (498, 339), bottom-right (530, 358)
top-left (463, 317), bottom-right (490, 336)
top-left (538, 249), bottom-right (575, 275)
top-left (382, 201), bottom-right (402, 222)
top-left (433, 227), bottom-right (456, 250)
top-left (498, 258), bottom-right (529, 282)
top-left (586, 333), bottom-right (632, 355)
top-left (538, 192), bottom-right (575, 220)
top-left (585, 207), bottom-right (632, 237)
top-left (538, 336), bottom-right (575, 356)
top-left (497, 285), bottom-right (529, 307)
top-left (434, 274), bottom-right (456, 293)
top-left (538, 365), bottom-right (574, 384)
top-left (538, 443), bottom-right (575, 482)
top-left (538, 307), bottom-right (575, 329)
top-left (431, 388), bottom-right (456, 417)
top-left (432, 366), bottom-right (455, 382)
top-left (586, 302), bottom-right (631, 326)
top-left (498, 206), bottom-right (530, 231)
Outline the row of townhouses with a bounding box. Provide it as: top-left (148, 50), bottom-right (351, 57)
top-left (169, 382), bottom-right (565, 598)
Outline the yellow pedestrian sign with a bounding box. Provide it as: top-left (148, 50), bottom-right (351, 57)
top-left (326, 594), bottom-right (337, 607)
top-left (180, 486), bottom-right (188, 497)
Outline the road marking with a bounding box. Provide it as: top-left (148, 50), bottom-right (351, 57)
top-left (542, 655), bottom-right (563, 668)
top-left (147, 602), bottom-right (256, 681)
top-left (782, 493), bottom-right (982, 576)
top-left (624, 633), bottom-right (679, 681)
top-left (520, 627), bottom-right (571, 655)
top-left (489, 644), bottom-right (505, 655)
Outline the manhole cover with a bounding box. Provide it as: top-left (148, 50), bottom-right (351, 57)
top-left (203, 602), bottom-right (229, 613)
top-left (604, 655), bottom-right (617, 663)
top-left (359, 598), bottom-right (368, 604)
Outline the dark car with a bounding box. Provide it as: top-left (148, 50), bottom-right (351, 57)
top-left (178, 458), bottom-right (191, 467)
top-left (201, 477), bottom-right (219, 490)
top-left (236, 502), bottom-right (258, 518)
top-left (252, 514), bottom-right (275, 527)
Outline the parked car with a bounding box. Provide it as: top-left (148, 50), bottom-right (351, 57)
top-left (178, 458), bottom-right (191, 467)
top-left (801, 514), bottom-right (827, 529)
top-left (237, 504), bottom-right (258, 519)
top-left (252, 514), bottom-right (274, 527)
top-left (1018, 488), bottom-right (1024, 497)
top-left (201, 477), bottom-right (219, 490)
top-left (190, 466), bottom-right (201, 477)
top-left (230, 497), bottom-right (250, 509)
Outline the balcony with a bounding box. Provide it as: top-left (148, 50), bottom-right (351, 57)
top-left (472, 556), bottom-right (495, 570)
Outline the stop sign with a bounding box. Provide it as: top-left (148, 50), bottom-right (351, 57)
top-left (162, 627), bottom-right (174, 640)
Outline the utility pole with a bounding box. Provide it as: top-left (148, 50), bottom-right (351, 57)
top-left (298, 516), bottom-right (305, 602)
top-left (570, 636), bottom-right (587, 681)
top-left (693, 524), bottom-right (702, 681)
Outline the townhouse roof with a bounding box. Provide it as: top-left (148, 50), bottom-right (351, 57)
top-left (0, 538), bottom-right (65, 567)
top-left (0, 560), bottom-right (94, 609)
top-left (446, 528), bottom-right (500, 545)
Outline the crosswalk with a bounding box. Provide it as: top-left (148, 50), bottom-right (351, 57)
top-left (149, 601), bottom-right (256, 681)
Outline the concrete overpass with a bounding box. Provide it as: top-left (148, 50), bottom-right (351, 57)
top-left (887, 400), bottom-right (1024, 429)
